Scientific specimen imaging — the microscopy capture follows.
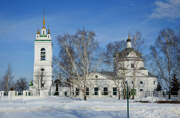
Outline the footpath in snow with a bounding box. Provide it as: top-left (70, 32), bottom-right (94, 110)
top-left (0, 96), bottom-right (180, 118)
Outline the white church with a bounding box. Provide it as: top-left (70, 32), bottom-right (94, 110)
top-left (69, 36), bottom-right (158, 99)
top-left (1, 17), bottom-right (157, 98)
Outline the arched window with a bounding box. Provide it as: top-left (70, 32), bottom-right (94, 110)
top-left (140, 81), bottom-right (143, 84)
top-left (41, 68), bottom-right (45, 72)
top-left (40, 48), bottom-right (46, 61)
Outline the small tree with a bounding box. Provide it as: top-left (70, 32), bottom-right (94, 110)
top-left (15, 78), bottom-right (28, 91)
top-left (156, 82), bottom-right (162, 91)
top-left (171, 74), bottom-right (180, 95)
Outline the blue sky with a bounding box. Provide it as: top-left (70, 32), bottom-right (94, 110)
top-left (0, 0), bottom-right (180, 81)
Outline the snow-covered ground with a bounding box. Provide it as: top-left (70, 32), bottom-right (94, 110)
top-left (0, 96), bottom-right (180, 118)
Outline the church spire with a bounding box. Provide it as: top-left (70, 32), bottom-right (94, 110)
top-left (42, 9), bottom-right (46, 29)
top-left (43, 16), bottom-right (46, 29)
top-left (127, 33), bottom-right (132, 48)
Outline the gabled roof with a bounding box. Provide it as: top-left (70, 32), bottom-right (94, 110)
top-left (115, 48), bottom-right (142, 58)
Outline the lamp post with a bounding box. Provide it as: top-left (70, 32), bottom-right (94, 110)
top-left (126, 82), bottom-right (129, 118)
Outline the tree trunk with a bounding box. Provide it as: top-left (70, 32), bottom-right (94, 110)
top-left (118, 89), bottom-right (120, 100)
top-left (168, 87), bottom-right (171, 99)
top-left (168, 93), bottom-right (171, 99)
top-left (132, 85), bottom-right (135, 99)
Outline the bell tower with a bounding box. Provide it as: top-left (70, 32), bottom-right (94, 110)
top-left (32, 16), bottom-right (52, 96)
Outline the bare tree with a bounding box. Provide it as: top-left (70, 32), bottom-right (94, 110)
top-left (150, 28), bottom-right (179, 99)
top-left (0, 64), bottom-right (14, 91)
top-left (103, 40), bottom-right (126, 70)
top-left (56, 29), bottom-right (99, 100)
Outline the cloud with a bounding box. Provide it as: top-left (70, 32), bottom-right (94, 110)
top-left (150, 0), bottom-right (180, 19)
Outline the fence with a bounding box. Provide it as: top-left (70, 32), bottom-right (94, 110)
top-left (0, 90), bottom-right (32, 97)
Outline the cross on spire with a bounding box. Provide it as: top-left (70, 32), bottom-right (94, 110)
top-left (43, 9), bottom-right (46, 29)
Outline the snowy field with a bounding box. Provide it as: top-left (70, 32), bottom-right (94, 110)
top-left (0, 96), bottom-right (180, 118)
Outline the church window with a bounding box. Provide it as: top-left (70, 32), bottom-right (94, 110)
top-left (140, 81), bottom-right (143, 84)
top-left (94, 87), bottom-right (99, 95)
top-left (131, 64), bottom-right (134, 68)
top-left (40, 48), bottom-right (46, 61)
top-left (125, 81), bottom-right (127, 84)
top-left (41, 68), bottom-right (45, 72)
top-left (113, 87), bottom-right (117, 95)
top-left (103, 87), bottom-right (108, 95)
top-left (75, 88), bottom-right (79, 96)
top-left (64, 92), bottom-right (67, 96)
top-left (140, 89), bottom-right (143, 91)
top-left (86, 88), bottom-right (89, 95)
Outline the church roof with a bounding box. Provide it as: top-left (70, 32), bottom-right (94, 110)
top-left (115, 48), bottom-right (142, 58)
top-left (99, 71), bottom-right (114, 77)
top-left (148, 72), bottom-right (157, 77)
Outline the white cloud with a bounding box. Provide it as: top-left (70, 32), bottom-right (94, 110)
top-left (150, 0), bottom-right (180, 19)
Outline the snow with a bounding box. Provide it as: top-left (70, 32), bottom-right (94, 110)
top-left (0, 96), bottom-right (180, 118)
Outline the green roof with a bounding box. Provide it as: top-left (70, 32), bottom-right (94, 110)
top-left (40, 34), bottom-right (47, 37)
top-left (35, 40), bottom-right (51, 41)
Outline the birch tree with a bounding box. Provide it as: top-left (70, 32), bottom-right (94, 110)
top-left (150, 28), bottom-right (179, 99)
top-left (1, 64), bottom-right (14, 91)
top-left (56, 29), bottom-right (99, 100)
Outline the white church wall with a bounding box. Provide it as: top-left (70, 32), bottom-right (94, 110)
top-left (146, 77), bottom-right (157, 91)
top-left (8, 91), bottom-right (16, 98)
top-left (59, 87), bottom-right (71, 97)
top-left (117, 70), bottom-right (148, 77)
top-left (122, 60), bottom-right (144, 70)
